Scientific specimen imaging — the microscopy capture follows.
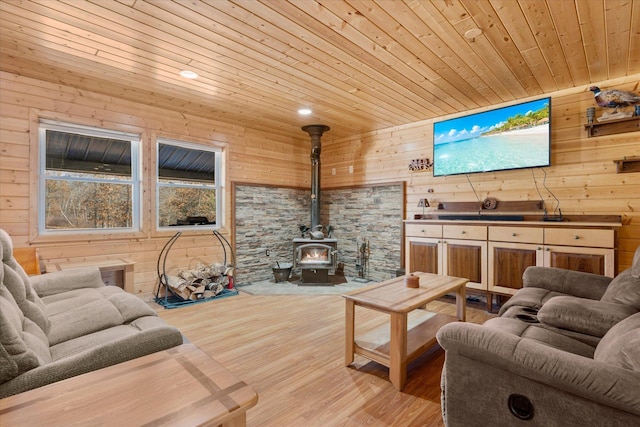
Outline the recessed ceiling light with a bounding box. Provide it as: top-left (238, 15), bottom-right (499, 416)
top-left (298, 108), bottom-right (312, 115)
top-left (179, 70), bottom-right (199, 79)
top-left (464, 28), bottom-right (483, 41)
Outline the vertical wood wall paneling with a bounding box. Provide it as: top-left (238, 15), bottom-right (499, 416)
top-left (321, 76), bottom-right (640, 272)
top-left (1, 71), bottom-right (639, 293)
top-left (0, 71), bottom-right (307, 294)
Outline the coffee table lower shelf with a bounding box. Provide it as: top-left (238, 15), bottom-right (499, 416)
top-left (353, 310), bottom-right (457, 369)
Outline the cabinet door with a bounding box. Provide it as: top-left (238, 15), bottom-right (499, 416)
top-left (488, 242), bottom-right (541, 295)
top-left (443, 239), bottom-right (487, 291)
top-left (542, 246), bottom-right (615, 277)
top-left (405, 237), bottom-right (441, 274)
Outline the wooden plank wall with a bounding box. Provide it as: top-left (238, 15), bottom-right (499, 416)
top-left (1, 70), bottom-right (639, 295)
top-left (321, 75), bottom-right (640, 272)
top-left (0, 71), bottom-right (309, 294)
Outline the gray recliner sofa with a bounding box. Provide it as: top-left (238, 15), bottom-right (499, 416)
top-left (0, 228), bottom-right (183, 398)
top-left (436, 247), bottom-right (640, 426)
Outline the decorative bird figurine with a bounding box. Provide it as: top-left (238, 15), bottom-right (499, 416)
top-left (588, 86), bottom-right (640, 113)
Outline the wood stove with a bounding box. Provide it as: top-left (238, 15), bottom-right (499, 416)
top-left (296, 124), bottom-right (337, 285)
top-left (293, 238), bottom-right (337, 285)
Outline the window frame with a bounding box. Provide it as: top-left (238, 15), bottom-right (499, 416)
top-left (155, 138), bottom-right (222, 231)
top-left (38, 119), bottom-right (142, 235)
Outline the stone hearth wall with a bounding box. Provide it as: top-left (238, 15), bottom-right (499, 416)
top-left (235, 183), bottom-right (403, 284)
top-left (321, 185), bottom-right (403, 283)
top-left (234, 186), bottom-right (310, 284)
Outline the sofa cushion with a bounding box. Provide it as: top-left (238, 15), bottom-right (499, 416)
top-left (601, 268), bottom-right (640, 310)
top-left (484, 317), bottom-right (596, 358)
top-left (498, 287), bottom-right (566, 316)
top-left (105, 290), bottom-right (157, 323)
top-left (30, 267), bottom-right (105, 297)
top-left (46, 296), bottom-right (125, 346)
top-left (44, 287), bottom-right (157, 346)
top-left (537, 296), bottom-right (637, 338)
top-left (594, 312), bottom-right (640, 372)
top-left (50, 316), bottom-right (178, 361)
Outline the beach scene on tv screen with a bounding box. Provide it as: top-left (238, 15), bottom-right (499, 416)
top-left (433, 98), bottom-right (550, 176)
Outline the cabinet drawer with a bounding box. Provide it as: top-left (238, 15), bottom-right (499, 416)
top-left (405, 224), bottom-right (442, 238)
top-left (544, 228), bottom-right (614, 248)
top-left (443, 225), bottom-right (487, 240)
top-left (489, 226), bottom-right (543, 244)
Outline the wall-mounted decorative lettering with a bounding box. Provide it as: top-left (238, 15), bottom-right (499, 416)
top-left (409, 158), bottom-right (433, 172)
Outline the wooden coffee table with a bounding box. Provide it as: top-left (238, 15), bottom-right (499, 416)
top-left (0, 344), bottom-right (258, 427)
top-left (343, 272), bottom-right (467, 390)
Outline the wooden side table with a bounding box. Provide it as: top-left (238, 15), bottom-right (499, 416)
top-left (45, 258), bottom-right (135, 292)
top-left (343, 272), bottom-right (467, 390)
top-left (0, 344), bottom-right (258, 427)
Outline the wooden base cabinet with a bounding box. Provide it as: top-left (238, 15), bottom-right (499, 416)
top-left (487, 226), bottom-right (616, 297)
top-left (405, 224), bottom-right (487, 293)
top-left (405, 220), bottom-right (619, 312)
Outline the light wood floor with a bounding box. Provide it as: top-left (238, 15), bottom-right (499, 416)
top-left (156, 292), bottom-right (495, 427)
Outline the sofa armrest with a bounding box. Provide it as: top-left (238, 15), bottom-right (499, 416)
top-left (537, 296), bottom-right (637, 337)
top-left (436, 322), bottom-right (640, 416)
top-left (522, 266), bottom-right (613, 300)
top-left (29, 268), bottom-right (105, 297)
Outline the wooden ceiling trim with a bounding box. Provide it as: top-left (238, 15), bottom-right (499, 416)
top-left (604, 0), bottom-right (633, 78)
top-left (518, 0), bottom-right (573, 89)
top-left (484, 0), bottom-right (557, 92)
top-left (386, 0), bottom-right (507, 105)
top-left (169, 0), bottom-right (423, 123)
top-left (575, 1), bottom-right (608, 82)
top-left (341, 0), bottom-right (482, 109)
top-left (631, 1), bottom-right (640, 73)
top-left (246, 0), bottom-right (449, 117)
top-left (1, 25), bottom-right (374, 138)
top-left (276, 0), bottom-right (459, 115)
top-left (546, 0), bottom-right (590, 85)
top-left (461, 0), bottom-right (544, 96)
top-left (0, 0), bottom-right (636, 141)
top-left (306, 0), bottom-right (469, 113)
top-left (0, 51), bottom-right (319, 139)
top-left (135, 0), bottom-right (429, 126)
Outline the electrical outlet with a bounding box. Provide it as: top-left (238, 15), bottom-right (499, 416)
top-left (349, 165), bottom-right (354, 173)
top-left (266, 249), bottom-right (270, 256)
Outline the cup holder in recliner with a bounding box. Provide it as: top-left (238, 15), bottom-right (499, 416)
top-left (521, 307), bottom-right (539, 315)
top-left (516, 313), bottom-right (540, 323)
top-left (508, 394), bottom-right (534, 420)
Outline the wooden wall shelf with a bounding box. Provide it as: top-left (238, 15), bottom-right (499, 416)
top-left (613, 156), bottom-right (640, 174)
top-left (584, 115), bottom-right (640, 137)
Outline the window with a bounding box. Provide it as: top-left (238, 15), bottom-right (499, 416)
top-left (157, 139), bottom-right (221, 229)
top-left (39, 120), bottom-right (141, 233)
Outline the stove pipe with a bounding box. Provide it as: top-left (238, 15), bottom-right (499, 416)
top-left (301, 124), bottom-right (330, 229)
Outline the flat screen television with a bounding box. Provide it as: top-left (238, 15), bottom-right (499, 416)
top-left (433, 97), bottom-right (551, 177)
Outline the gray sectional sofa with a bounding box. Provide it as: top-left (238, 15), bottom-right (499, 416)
top-left (437, 246), bottom-right (640, 426)
top-left (0, 228), bottom-right (183, 398)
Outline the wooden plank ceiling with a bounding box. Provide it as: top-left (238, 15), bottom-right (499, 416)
top-left (1, 0), bottom-right (638, 141)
